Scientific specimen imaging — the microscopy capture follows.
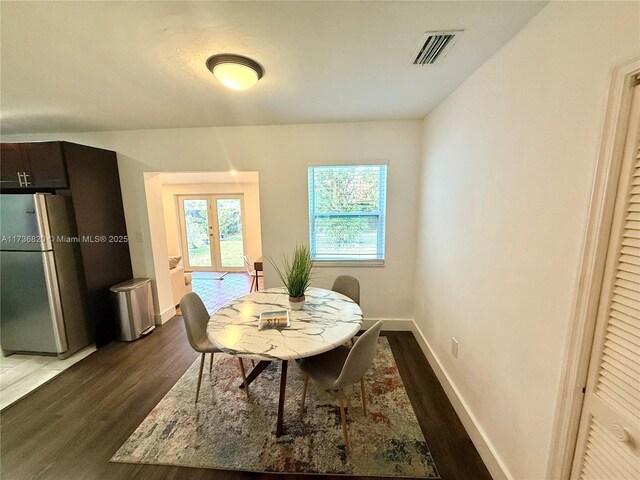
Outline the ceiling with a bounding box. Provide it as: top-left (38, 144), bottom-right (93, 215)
top-left (0, 1), bottom-right (546, 134)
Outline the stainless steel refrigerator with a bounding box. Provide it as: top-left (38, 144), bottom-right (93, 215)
top-left (0, 193), bottom-right (92, 357)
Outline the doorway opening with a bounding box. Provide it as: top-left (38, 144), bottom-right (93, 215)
top-left (144, 171), bottom-right (263, 318)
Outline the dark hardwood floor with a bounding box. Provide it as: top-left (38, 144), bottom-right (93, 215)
top-left (0, 318), bottom-right (491, 480)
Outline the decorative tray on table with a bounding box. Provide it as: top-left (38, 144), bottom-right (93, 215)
top-left (258, 310), bottom-right (290, 330)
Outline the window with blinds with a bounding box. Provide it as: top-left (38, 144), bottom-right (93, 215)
top-left (308, 165), bottom-right (387, 262)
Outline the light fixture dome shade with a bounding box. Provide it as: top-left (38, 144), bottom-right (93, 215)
top-left (206, 54), bottom-right (264, 90)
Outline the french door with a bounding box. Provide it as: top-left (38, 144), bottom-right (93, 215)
top-left (178, 194), bottom-right (247, 272)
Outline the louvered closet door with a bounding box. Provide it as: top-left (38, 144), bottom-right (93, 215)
top-left (571, 85), bottom-right (640, 480)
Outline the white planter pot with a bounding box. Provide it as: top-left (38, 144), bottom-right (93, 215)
top-left (289, 296), bottom-right (305, 310)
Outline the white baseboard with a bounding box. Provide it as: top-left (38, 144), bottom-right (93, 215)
top-left (363, 318), bottom-right (414, 331)
top-left (410, 321), bottom-right (512, 480)
top-left (155, 305), bottom-right (176, 325)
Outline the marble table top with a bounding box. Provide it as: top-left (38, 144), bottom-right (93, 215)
top-left (206, 287), bottom-right (363, 361)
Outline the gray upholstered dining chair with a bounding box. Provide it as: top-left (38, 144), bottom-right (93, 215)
top-left (180, 292), bottom-right (250, 403)
top-left (332, 275), bottom-right (361, 345)
top-left (331, 275), bottom-right (360, 305)
top-left (298, 320), bottom-right (383, 453)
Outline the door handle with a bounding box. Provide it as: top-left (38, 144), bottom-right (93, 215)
top-left (17, 172), bottom-right (24, 187)
top-left (612, 424), bottom-right (630, 443)
top-left (23, 172), bottom-right (31, 186)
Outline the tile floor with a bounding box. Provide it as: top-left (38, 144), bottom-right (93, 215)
top-left (0, 345), bottom-right (96, 411)
top-left (190, 272), bottom-right (263, 313)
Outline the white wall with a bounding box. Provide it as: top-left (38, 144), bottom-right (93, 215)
top-left (161, 182), bottom-right (263, 262)
top-left (2, 120), bottom-right (422, 323)
top-left (414, 2), bottom-right (640, 479)
top-left (143, 173), bottom-right (174, 322)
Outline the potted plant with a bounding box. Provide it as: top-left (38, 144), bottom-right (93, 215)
top-left (269, 245), bottom-right (314, 310)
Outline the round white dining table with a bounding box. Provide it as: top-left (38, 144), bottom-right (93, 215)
top-left (207, 287), bottom-right (363, 436)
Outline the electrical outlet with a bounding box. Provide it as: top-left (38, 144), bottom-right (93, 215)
top-left (450, 338), bottom-right (458, 358)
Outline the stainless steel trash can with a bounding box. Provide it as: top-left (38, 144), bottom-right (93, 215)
top-left (110, 278), bottom-right (155, 341)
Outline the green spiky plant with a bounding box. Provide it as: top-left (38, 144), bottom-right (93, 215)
top-left (269, 245), bottom-right (314, 298)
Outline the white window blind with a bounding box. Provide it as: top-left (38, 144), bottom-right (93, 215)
top-left (308, 165), bottom-right (387, 262)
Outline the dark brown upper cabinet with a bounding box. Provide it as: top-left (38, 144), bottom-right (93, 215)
top-left (0, 142), bottom-right (68, 188)
top-left (0, 144), bottom-right (25, 188)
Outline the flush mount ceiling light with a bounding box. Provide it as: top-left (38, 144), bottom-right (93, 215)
top-left (206, 54), bottom-right (264, 91)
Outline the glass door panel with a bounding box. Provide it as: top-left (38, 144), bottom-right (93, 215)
top-left (183, 199), bottom-right (213, 268)
top-left (215, 198), bottom-right (245, 268)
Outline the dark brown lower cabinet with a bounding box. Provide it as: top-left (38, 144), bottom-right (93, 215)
top-left (62, 143), bottom-right (133, 346)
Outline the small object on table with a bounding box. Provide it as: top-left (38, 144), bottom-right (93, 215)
top-left (258, 310), bottom-right (290, 330)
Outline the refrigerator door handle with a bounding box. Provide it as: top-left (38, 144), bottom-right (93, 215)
top-left (42, 251), bottom-right (68, 353)
top-left (23, 172), bottom-right (31, 187)
top-left (34, 194), bottom-right (53, 250)
top-left (17, 172), bottom-right (24, 187)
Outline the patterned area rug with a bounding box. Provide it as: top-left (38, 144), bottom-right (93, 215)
top-left (111, 338), bottom-right (439, 478)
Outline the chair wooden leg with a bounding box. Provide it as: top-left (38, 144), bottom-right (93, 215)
top-left (360, 378), bottom-right (367, 417)
top-left (254, 273), bottom-right (259, 291)
top-left (300, 374), bottom-right (309, 420)
top-left (250, 275), bottom-right (256, 292)
top-left (195, 353), bottom-right (205, 403)
top-left (209, 352), bottom-right (214, 373)
top-left (338, 388), bottom-right (350, 453)
top-left (238, 358), bottom-right (250, 398)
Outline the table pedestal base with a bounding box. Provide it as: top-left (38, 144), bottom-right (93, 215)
top-left (238, 360), bottom-right (271, 388)
top-left (238, 359), bottom-right (289, 437)
top-left (276, 360), bottom-right (288, 436)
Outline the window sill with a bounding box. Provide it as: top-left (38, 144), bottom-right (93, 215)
top-left (312, 260), bottom-right (385, 267)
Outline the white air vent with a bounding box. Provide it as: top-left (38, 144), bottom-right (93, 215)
top-left (411, 30), bottom-right (462, 65)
